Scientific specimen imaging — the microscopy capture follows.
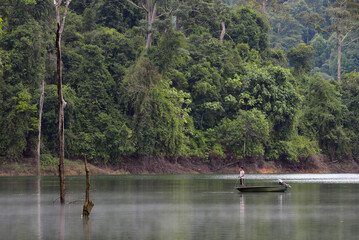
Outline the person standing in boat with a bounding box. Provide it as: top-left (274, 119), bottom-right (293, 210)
top-left (238, 166), bottom-right (245, 187)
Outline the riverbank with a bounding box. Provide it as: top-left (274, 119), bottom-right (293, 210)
top-left (1, 154), bottom-right (359, 176)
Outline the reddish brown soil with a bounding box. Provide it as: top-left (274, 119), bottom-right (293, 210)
top-left (111, 154), bottom-right (359, 175)
top-left (1, 155), bottom-right (358, 176)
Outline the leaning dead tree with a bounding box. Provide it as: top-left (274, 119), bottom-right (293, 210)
top-left (82, 156), bottom-right (94, 218)
top-left (54, 0), bottom-right (71, 204)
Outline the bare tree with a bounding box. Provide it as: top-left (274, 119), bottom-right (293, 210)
top-left (36, 77), bottom-right (44, 176)
top-left (125, 0), bottom-right (173, 51)
top-left (325, 0), bottom-right (359, 83)
top-left (216, 1), bottom-right (230, 41)
top-left (82, 156), bottom-right (94, 218)
top-left (54, 0), bottom-right (71, 204)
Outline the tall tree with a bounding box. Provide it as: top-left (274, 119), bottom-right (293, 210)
top-left (215, 0), bottom-right (230, 41)
top-left (229, 6), bottom-right (270, 51)
top-left (173, 0), bottom-right (225, 38)
top-left (325, 0), bottom-right (359, 83)
top-left (267, 1), bottom-right (304, 51)
top-left (54, 0), bottom-right (71, 204)
top-left (125, 0), bottom-right (173, 51)
top-left (218, 109), bottom-right (270, 158)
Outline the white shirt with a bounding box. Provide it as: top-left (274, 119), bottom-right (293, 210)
top-left (239, 170), bottom-right (244, 178)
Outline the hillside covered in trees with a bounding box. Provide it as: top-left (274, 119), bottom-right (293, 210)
top-left (1, 0), bottom-right (359, 171)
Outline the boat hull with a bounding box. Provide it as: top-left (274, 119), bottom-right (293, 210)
top-left (236, 186), bottom-right (288, 192)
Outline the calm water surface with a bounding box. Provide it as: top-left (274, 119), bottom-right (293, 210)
top-left (1, 174), bottom-right (359, 240)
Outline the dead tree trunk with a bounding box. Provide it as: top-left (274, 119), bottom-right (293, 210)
top-left (56, 23), bottom-right (66, 205)
top-left (145, 1), bottom-right (157, 51)
top-left (125, 0), bottom-right (172, 52)
top-left (337, 31), bottom-right (342, 83)
top-left (262, 0), bottom-right (268, 14)
top-left (36, 78), bottom-right (45, 176)
top-left (220, 21), bottom-right (226, 41)
top-left (54, 0), bottom-right (71, 204)
top-left (82, 156), bottom-right (94, 218)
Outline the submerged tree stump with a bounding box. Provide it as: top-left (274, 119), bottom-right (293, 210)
top-left (83, 156), bottom-right (94, 218)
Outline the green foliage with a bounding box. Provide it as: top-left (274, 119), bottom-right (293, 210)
top-left (0, 86), bottom-right (38, 160)
top-left (68, 111), bottom-right (135, 163)
top-left (181, 33), bottom-right (245, 129)
top-left (218, 109), bottom-right (270, 158)
top-left (300, 74), bottom-right (350, 160)
top-left (287, 43), bottom-right (315, 75)
top-left (310, 34), bottom-right (330, 69)
top-left (226, 63), bottom-right (300, 140)
top-left (229, 6), bottom-right (270, 51)
top-left (1, 0), bottom-right (359, 166)
top-left (123, 56), bottom-right (190, 156)
top-left (40, 84), bottom-right (76, 154)
top-left (341, 41), bottom-right (359, 75)
top-left (0, 18), bottom-right (3, 36)
top-left (236, 43), bottom-right (261, 64)
top-left (73, 0), bottom-right (143, 32)
top-left (1, 18), bottom-right (46, 88)
top-left (266, 48), bottom-right (289, 67)
top-left (268, 2), bottom-right (304, 51)
top-left (187, 59), bottom-right (224, 129)
top-left (175, 0), bottom-right (230, 39)
top-left (341, 72), bottom-right (359, 157)
top-left (40, 154), bottom-right (58, 167)
top-left (280, 135), bottom-right (320, 162)
top-left (149, 30), bottom-right (188, 74)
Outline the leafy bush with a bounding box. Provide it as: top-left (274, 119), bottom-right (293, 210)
top-left (40, 154), bottom-right (58, 167)
top-left (280, 135), bottom-right (320, 162)
top-left (218, 109), bottom-right (270, 158)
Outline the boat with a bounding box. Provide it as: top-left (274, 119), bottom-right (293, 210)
top-left (235, 179), bottom-right (291, 192)
top-left (236, 185), bottom-right (288, 192)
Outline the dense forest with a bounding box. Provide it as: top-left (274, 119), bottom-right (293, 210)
top-left (1, 0), bottom-right (359, 168)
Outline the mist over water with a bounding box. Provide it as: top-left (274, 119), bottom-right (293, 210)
top-left (1, 174), bottom-right (359, 240)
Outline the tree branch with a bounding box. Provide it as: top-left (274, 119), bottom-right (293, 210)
top-left (343, 36), bottom-right (359, 47)
top-left (341, 28), bottom-right (352, 43)
top-left (150, 2), bottom-right (158, 23)
top-left (157, 8), bottom-right (173, 19)
top-left (54, 0), bottom-right (61, 25)
top-left (125, 0), bottom-right (147, 11)
top-left (59, 0), bottom-right (72, 34)
top-left (141, 2), bottom-right (147, 11)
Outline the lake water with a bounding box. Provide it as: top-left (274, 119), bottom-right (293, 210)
top-left (1, 174), bottom-right (359, 240)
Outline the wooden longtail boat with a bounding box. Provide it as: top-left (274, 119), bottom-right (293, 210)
top-left (236, 185), bottom-right (288, 192)
top-left (235, 179), bottom-right (291, 192)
